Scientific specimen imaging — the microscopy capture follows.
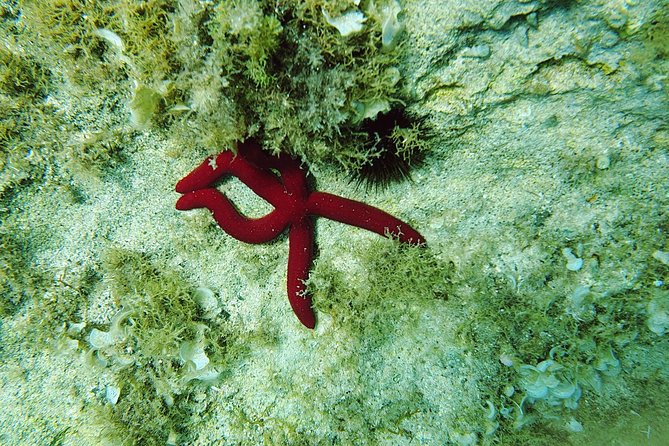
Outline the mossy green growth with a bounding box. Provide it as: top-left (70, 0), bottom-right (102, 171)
top-left (0, 47), bottom-right (50, 98)
top-left (390, 121), bottom-right (429, 163)
top-left (18, 0), bottom-right (178, 84)
top-left (64, 129), bottom-right (129, 178)
top-left (201, 0), bottom-right (412, 171)
top-left (91, 248), bottom-right (252, 445)
top-left (308, 238), bottom-right (449, 336)
top-left (12, 0), bottom-right (421, 174)
top-left (0, 43), bottom-right (56, 194)
top-left (1, 2), bottom-right (132, 194)
top-left (638, 6), bottom-right (669, 59)
top-left (94, 248), bottom-right (202, 444)
top-left (103, 248), bottom-right (209, 361)
top-left (15, 0), bottom-right (184, 139)
top-left (212, 1), bottom-right (283, 88)
top-left (16, 0), bottom-right (112, 80)
top-left (0, 231), bottom-right (47, 317)
top-left (112, 0), bottom-right (182, 83)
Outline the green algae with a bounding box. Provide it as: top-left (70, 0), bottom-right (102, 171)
top-left (308, 237), bottom-right (449, 336)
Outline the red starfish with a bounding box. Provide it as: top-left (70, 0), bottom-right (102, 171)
top-left (175, 140), bottom-right (425, 329)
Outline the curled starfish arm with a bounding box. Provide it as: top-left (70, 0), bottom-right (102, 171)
top-left (175, 151), bottom-right (237, 193)
top-left (306, 191), bottom-right (426, 246)
top-left (176, 188), bottom-right (291, 244)
top-left (287, 219), bottom-right (316, 329)
top-left (176, 151), bottom-right (287, 207)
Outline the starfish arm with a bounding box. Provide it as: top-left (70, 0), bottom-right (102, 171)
top-left (238, 140), bottom-right (310, 201)
top-left (306, 191), bottom-right (426, 246)
top-left (175, 151), bottom-right (235, 193)
top-left (176, 188), bottom-right (290, 244)
top-left (238, 139), bottom-right (288, 170)
top-left (287, 219), bottom-right (316, 329)
top-left (176, 150), bottom-right (287, 207)
top-left (229, 157), bottom-right (288, 207)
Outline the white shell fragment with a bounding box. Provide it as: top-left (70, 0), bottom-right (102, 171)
top-left (67, 321), bottom-right (86, 335)
top-left (652, 250), bottom-right (669, 266)
top-left (166, 431), bottom-right (178, 446)
top-left (380, 0), bottom-right (403, 48)
top-left (352, 98), bottom-right (390, 121)
top-left (194, 287), bottom-right (221, 319)
top-left (105, 385), bottom-right (121, 405)
top-left (462, 44), bottom-right (491, 58)
top-left (180, 341), bottom-right (210, 370)
top-left (562, 248), bottom-right (583, 271)
top-left (566, 417), bottom-right (584, 433)
top-left (647, 293), bottom-right (669, 336)
top-left (322, 8), bottom-right (366, 36)
top-left (89, 328), bottom-right (116, 349)
top-left (93, 28), bottom-right (125, 52)
top-left (183, 368), bottom-right (221, 383)
top-left (648, 311), bottom-right (669, 336)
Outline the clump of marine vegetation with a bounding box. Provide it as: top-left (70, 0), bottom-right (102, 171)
top-left (198, 0), bottom-right (425, 176)
top-left (52, 240), bottom-right (449, 446)
top-left (76, 248), bottom-right (270, 446)
top-left (309, 238), bottom-right (450, 337)
top-left (14, 0), bottom-right (423, 175)
top-left (35, 247), bottom-right (281, 446)
top-left (306, 213), bottom-right (667, 444)
top-left (447, 219), bottom-right (669, 443)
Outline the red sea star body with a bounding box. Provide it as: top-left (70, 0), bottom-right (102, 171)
top-left (175, 140), bottom-right (425, 329)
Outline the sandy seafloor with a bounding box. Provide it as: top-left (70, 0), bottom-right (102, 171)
top-left (1, 0), bottom-right (669, 445)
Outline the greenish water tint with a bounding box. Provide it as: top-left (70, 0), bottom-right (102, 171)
top-left (1, 0), bottom-right (668, 444)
